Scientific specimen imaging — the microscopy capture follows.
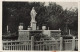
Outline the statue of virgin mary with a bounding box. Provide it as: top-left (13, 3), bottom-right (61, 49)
top-left (30, 7), bottom-right (37, 22)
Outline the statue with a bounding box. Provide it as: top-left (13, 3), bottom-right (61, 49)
top-left (30, 7), bottom-right (37, 29)
top-left (30, 7), bottom-right (37, 22)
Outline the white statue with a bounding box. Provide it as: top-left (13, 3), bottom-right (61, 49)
top-left (30, 7), bottom-right (37, 22)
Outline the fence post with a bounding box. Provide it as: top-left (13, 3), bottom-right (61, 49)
top-left (72, 36), bottom-right (75, 51)
top-left (60, 37), bottom-right (63, 51)
top-left (31, 36), bottom-right (34, 50)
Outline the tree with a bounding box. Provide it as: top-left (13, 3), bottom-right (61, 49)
top-left (61, 8), bottom-right (78, 35)
top-left (3, 2), bottom-right (78, 36)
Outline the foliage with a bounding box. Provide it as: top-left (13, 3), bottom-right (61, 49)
top-left (3, 2), bottom-right (78, 36)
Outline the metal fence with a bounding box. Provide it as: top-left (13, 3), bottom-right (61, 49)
top-left (2, 36), bottom-right (78, 51)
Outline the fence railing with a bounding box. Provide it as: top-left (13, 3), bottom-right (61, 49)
top-left (34, 40), bottom-right (60, 51)
top-left (2, 36), bottom-right (78, 51)
top-left (3, 40), bottom-right (31, 50)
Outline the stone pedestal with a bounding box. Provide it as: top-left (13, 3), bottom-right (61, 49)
top-left (31, 21), bottom-right (36, 30)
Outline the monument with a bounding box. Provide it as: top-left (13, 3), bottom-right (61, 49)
top-left (30, 7), bottom-right (37, 30)
top-left (18, 7), bottom-right (37, 40)
top-left (18, 7), bottom-right (61, 41)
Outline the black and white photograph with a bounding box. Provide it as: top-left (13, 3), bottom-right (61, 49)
top-left (2, 1), bottom-right (78, 51)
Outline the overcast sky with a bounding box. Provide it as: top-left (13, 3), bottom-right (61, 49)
top-left (56, 2), bottom-right (78, 10)
top-left (44, 2), bottom-right (78, 10)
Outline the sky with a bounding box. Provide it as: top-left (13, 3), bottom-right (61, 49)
top-left (44, 2), bottom-right (78, 10)
top-left (56, 2), bottom-right (78, 10)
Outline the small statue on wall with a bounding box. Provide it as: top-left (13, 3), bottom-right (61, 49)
top-left (19, 23), bottom-right (23, 30)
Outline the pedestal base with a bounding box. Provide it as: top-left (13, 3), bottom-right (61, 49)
top-left (31, 22), bottom-right (36, 30)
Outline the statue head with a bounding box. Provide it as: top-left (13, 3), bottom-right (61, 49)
top-left (32, 7), bottom-right (34, 10)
